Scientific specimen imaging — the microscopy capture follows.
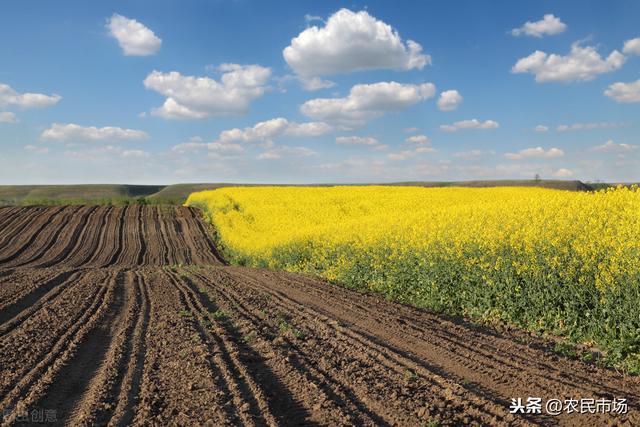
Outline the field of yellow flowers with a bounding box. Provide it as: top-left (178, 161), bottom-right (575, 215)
top-left (186, 185), bottom-right (640, 370)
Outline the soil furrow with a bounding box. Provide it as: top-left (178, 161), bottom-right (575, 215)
top-left (31, 270), bottom-right (126, 424)
top-left (0, 206), bottom-right (78, 267)
top-left (0, 206), bottom-right (65, 264)
top-left (195, 268), bottom-right (515, 426)
top-left (165, 269), bottom-right (266, 426)
top-left (29, 205), bottom-right (100, 268)
top-left (0, 270), bottom-right (116, 421)
top-left (0, 206), bottom-right (45, 248)
top-left (0, 270), bottom-right (80, 335)
top-left (109, 271), bottom-right (150, 427)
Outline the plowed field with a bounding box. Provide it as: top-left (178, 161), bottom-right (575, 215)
top-left (0, 206), bottom-right (637, 426)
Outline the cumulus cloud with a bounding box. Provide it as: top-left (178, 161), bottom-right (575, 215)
top-left (553, 168), bottom-right (574, 177)
top-left (144, 64), bottom-right (272, 119)
top-left (556, 122), bottom-right (625, 131)
top-left (299, 77), bottom-right (336, 91)
top-left (301, 81), bottom-right (436, 128)
top-left (283, 8), bottom-right (430, 79)
top-left (171, 136), bottom-right (244, 156)
top-left (439, 119), bottom-right (499, 132)
top-left (207, 141), bottom-right (245, 155)
top-left (404, 127), bottom-right (419, 133)
top-left (512, 42), bottom-right (625, 82)
top-left (504, 146), bottom-right (564, 160)
top-left (24, 144), bottom-right (49, 154)
top-left (604, 79), bottom-right (640, 103)
top-left (510, 14), bottom-right (567, 38)
top-left (437, 90), bottom-right (463, 112)
top-left (591, 139), bottom-right (637, 153)
top-left (0, 83), bottom-right (61, 109)
top-left (534, 125), bottom-right (549, 132)
top-left (284, 121), bottom-right (333, 137)
top-left (336, 136), bottom-right (379, 146)
top-left (405, 135), bottom-right (430, 144)
top-left (0, 111), bottom-right (17, 123)
top-left (387, 150), bottom-right (415, 161)
top-left (65, 145), bottom-right (150, 160)
top-left (218, 117), bottom-right (331, 145)
top-left (387, 134), bottom-right (435, 160)
top-left (121, 149), bottom-right (148, 158)
top-left (107, 14), bottom-right (161, 56)
top-left (258, 145), bottom-right (317, 160)
top-left (41, 123), bottom-right (148, 142)
top-left (623, 37), bottom-right (640, 56)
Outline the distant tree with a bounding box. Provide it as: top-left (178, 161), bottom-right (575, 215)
top-left (534, 173), bottom-right (541, 182)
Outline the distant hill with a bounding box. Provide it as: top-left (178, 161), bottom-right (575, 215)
top-left (388, 180), bottom-right (593, 191)
top-left (0, 184), bottom-right (164, 205)
top-left (0, 180), bottom-right (625, 206)
top-left (146, 183), bottom-right (229, 203)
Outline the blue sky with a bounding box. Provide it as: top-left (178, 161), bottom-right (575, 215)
top-left (1, 0), bottom-right (639, 184)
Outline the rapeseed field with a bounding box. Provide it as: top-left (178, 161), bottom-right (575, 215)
top-left (187, 186), bottom-right (640, 370)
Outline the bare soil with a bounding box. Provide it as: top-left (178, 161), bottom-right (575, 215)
top-left (0, 206), bottom-right (637, 426)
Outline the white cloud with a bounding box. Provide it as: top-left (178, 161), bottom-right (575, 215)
top-left (65, 145), bottom-right (150, 160)
top-left (591, 139), bottom-right (637, 153)
top-left (504, 146), bottom-right (564, 160)
top-left (144, 64), bottom-right (272, 119)
top-left (171, 141), bottom-right (207, 154)
top-left (0, 83), bottom-right (61, 109)
top-left (388, 135), bottom-right (435, 160)
top-left (207, 141), bottom-right (245, 154)
top-left (283, 8), bottom-right (430, 78)
top-left (258, 145), bottom-right (316, 160)
top-left (623, 37), bottom-right (640, 56)
top-left (534, 125), bottom-right (549, 132)
top-left (301, 81), bottom-right (436, 128)
top-left (171, 136), bottom-right (244, 156)
top-left (299, 77), bottom-right (336, 91)
top-left (510, 14), bottom-right (567, 38)
top-left (107, 14), bottom-right (161, 56)
top-left (24, 144), bottom-right (49, 154)
top-left (121, 149), bottom-right (148, 158)
top-left (387, 150), bottom-right (416, 161)
top-left (404, 127), bottom-right (419, 133)
top-left (41, 123), bottom-right (148, 142)
top-left (440, 119), bottom-right (499, 132)
top-left (405, 134), bottom-right (430, 144)
top-left (0, 111), bottom-right (17, 123)
top-left (437, 90), bottom-right (463, 112)
top-left (556, 122), bottom-right (624, 131)
top-left (171, 137), bottom-right (207, 154)
top-left (285, 121), bottom-right (333, 137)
top-left (218, 117), bottom-right (331, 145)
top-left (512, 42), bottom-right (625, 82)
top-left (553, 168), bottom-right (573, 177)
top-left (336, 136), bottom-right (379, 146)
top-left (604, 79), bottom-right (640, 103)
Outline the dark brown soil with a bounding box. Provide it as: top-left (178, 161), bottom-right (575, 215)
top-left (0, 206), bottom-right (638, 426)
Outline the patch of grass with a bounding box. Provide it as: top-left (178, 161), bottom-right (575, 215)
top-left (178, 309), bottom-right (192, 318)
top-left (553, 341), bottom-right (577, 358)
top-left (209, 309), bottom-right (229, 321)
top-left (278, 318), bottom-right (305, 339)
top-left (243, 331), bottom-right (257, 344)
top-left (403, 369), bottom-right (418, 382)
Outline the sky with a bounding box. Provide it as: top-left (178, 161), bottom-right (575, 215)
top-left (1, 0), bottom-right (639, 184)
